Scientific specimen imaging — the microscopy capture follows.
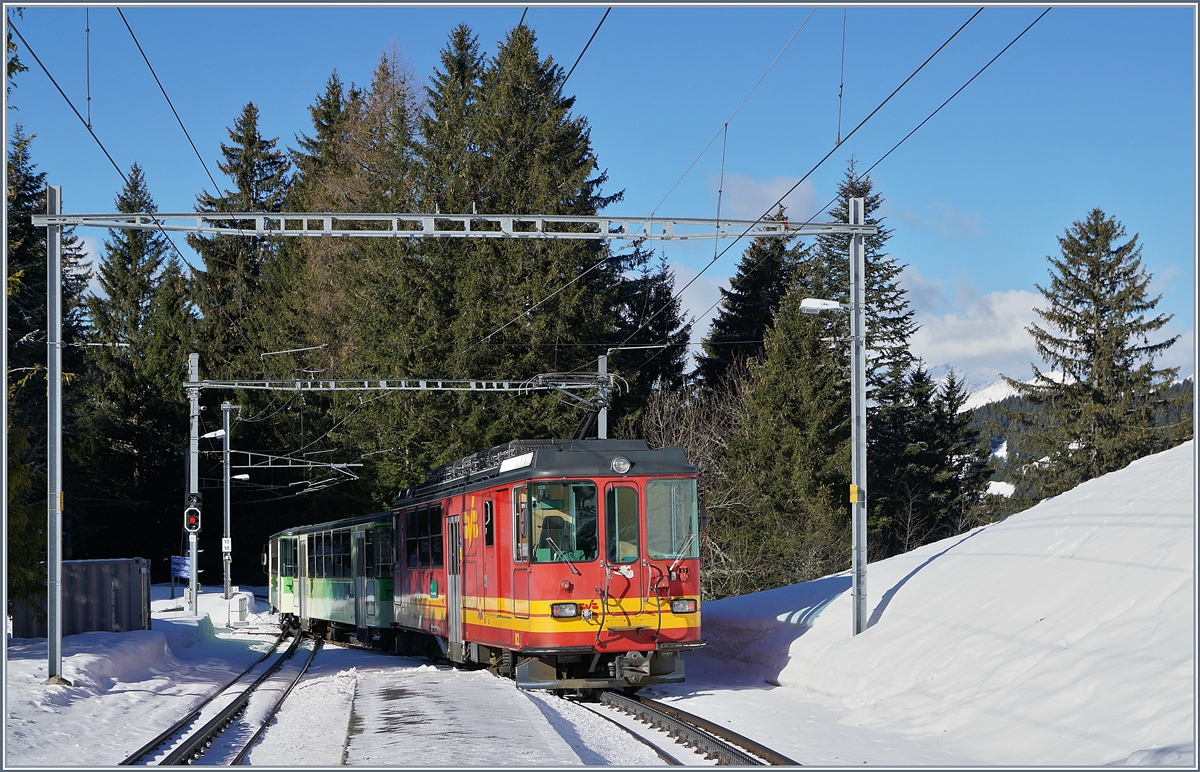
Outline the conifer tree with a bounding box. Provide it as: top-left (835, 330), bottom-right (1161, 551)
top-left (1001, 209), bottom-right (1188, 499)
top-left (78, 164), bottom-right (192, 566)
top-left (696, 208), bottom-right (802, 389)
top-left (187, 102), bottom-right (290, 376)
top-left (710, 287), bottom-right (851, 597)
top-left (6, 127), bottom-right (91, 602)
top-left (611, 249), bottom-right (692, 426)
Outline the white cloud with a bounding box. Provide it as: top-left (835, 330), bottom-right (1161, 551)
top-left (896, 200), bottom-right (985, 240)
top-left (908, 275), bottom-right (1195, 391)
top-left (910, 287), bottom-right (1045, 390)
top-left (709, 173), bottom-right (818, 222)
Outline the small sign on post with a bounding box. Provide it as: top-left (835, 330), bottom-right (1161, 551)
top-left (171, 555), bottom-right (191, 579)
top-left (222, 538), bottom-right (232, 553)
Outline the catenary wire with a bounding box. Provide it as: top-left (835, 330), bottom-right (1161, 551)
top-left (646, 8), bottom-right (817, 218)
top-left (117, 7), bottom-right (222, 196)
top-left (475, 7), bottom-right (610, 198)
top-left (605, 7), bottom-right (985, 356)
top-left (645, 7), bottom-right (1051, 382)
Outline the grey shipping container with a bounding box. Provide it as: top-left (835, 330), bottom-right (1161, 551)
top-left (9, 558), bottom-right (152, 639)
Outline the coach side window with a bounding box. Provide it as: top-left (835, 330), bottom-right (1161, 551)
top-left (484, 500), bottom-right (495, 547)
top-left (308, 534), bottom-right (316, 576)
top-left (430, 504), bottom-right (444, 568)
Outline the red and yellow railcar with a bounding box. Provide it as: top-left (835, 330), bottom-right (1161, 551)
top-left (390, 438), bottom-right (705, 690)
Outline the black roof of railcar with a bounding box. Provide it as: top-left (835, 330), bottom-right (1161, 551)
top-left (268, 511), bottom-right (390, 540)
top-left (393, 438), bottom-right (695, 507)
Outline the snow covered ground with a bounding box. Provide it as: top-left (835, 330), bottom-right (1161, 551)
top-left (5, 441), bottom-right (1195, 767)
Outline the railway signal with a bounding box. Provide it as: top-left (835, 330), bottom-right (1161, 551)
top-left (184, 491), bottom-right (202, 533)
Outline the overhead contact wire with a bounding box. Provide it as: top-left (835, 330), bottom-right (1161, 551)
top-left (610, 7), bottom-right (984, 353)
top-left (662, 6), bottom-right (1050, 375)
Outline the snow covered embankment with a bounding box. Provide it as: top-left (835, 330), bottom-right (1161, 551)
top-left (696, 440), bottom-right (1195, 766)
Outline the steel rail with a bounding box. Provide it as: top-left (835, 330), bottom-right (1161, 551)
top-left (118, 627), bottom-right (291, 765)
top-left (158, 631), bottom-right (305, 765)
top-left (573, 699), bottom-right (684, 765)
top-left (230, 638), bottom-right (324, 765)
top-left (634, 694), bottom-right (800, 766)
top-left (601, 691), bottom-right (799, 766)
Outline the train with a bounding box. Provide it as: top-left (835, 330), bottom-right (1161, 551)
top-left (264, 438), bottom-right (705, 692)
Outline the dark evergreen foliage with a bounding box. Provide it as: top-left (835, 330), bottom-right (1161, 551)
top-left (695, 207), bottom-right (804, 390)
top-left (6, 127), bottom-right (91, 603)
top-left (75, 165), bottom-right (193, 570)
top-left (1000, 209), bottom-right (1189, 500)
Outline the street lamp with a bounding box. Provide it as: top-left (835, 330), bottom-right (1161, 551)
top-left (802, 196), bottom-right (869, 636)
top-left (220, 402), bottom-right (242, 600)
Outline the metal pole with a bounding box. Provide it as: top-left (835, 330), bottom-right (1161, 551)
top-left (597, 355), bottom-right (608, 440)
top-left (849, 196), bottom-right (868, 636)
top-left (44, 185), bottom-right (70, 685)
top-left (188, 353), bottom-right (200, 613)
top-left (222, 401), bottom-right (232, 600)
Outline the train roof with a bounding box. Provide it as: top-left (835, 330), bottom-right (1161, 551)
top-left (393, 438), bottom-right (696, 507)
top-left (267, 510), bottom-right (391, 540)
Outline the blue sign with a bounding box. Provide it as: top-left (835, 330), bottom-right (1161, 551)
top-left (171, 555), bottom-right (191, 579)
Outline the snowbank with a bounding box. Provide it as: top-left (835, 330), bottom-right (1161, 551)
top-left (685, 440), bottom-right (1195, 766)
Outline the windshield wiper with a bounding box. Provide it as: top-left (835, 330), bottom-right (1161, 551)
top-left (546, 537), bottom-right (582, 575)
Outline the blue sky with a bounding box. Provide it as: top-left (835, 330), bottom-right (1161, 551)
top-left (5, 4), bottom-right (1195, 388)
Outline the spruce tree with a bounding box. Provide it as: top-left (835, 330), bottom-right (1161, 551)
top-left (78, 165), bottom-right (191, 568)
top-left (696, 208), bottom-right (802, 389)
top-left (710, 287), bottom-right (852, 597)
top-left (6, 127), bottom-right (91, 602)
top-left (611, 249), bottom-right (692, 427)
top-left (187, 102), bottom-right (290, 377)
top-left (1001, 209), bottom-right (1188, 499)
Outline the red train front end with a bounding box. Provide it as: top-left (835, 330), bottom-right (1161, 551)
top-left (390, 439), bottom-right (705, 691)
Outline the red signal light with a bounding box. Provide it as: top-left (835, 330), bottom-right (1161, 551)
top-left (184, 506), bottom-right (201, 533)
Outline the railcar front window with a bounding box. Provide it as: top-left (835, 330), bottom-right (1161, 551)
top-left (529, 481), bottom-right (598, 563)
top-left (605, 485), bottom-right (639, 564)
top-left (646, 479), bottom-right (700, 559)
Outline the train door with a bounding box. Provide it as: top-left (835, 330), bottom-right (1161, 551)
top-left (353, 531), bottom-right (367, 633)
top-left (298, 535), bottom-right (309, 624)
top-left (268, 539), bottom-right (279, 609)
top-left (446, 516), bottom-right (463, 652)
top-left (605, 482), bottom-right (646, 613)
top-left (510, 485), bottom-right (530, 620)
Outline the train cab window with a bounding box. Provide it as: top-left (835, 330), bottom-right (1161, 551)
top-left (606, 485), bottom-right (640, 564)
top-left (484, 500), bottom-right (495, 547)
top-left (269, 540), bottom-right (279, 576)
top-left (646, 479), bottom-right (700, 559)
top-left (513, 486), bottom-right (529, 562)
top-left (530, 481), bottom-right (598, 563)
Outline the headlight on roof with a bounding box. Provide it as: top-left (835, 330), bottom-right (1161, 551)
top-left (611, 456), bottom-right (632, 474)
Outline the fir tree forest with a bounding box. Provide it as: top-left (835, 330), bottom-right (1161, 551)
top-left (7, 22), bottom-right (1192, 608)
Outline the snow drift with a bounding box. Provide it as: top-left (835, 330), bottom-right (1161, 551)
top-left (689, 440), bottom-right (1195, 766)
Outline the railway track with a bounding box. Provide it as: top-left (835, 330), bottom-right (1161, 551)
top-left (585, 691), bottom-right (799, 766)
top-left (120, 627), bottom-right (321, 765)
